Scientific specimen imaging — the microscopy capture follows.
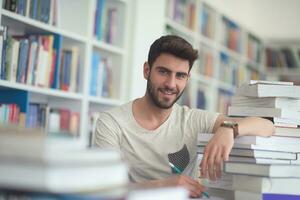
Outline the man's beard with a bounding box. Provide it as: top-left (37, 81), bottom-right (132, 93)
top-left (146, 77), bottom-right (184, 109)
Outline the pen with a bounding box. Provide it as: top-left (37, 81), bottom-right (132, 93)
top-left (168, 162), bottom-right (210, 199)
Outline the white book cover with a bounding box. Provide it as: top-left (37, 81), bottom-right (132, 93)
top-left (0, 126), bottom-right (86, 158)
top-left (224, 162), bottom-right (300, 177)
top-left (249, 80), bottom-right (294, 85)
top-left (273, 117), bottom-right (300, 126)
top-left (233, 175), bottom-right (300, 195)
top-left (227, 156), bottom-right (290, 164)
top-left (9, 39), bottom-right (20, 82)
top-left (236, 83), bottom-right (300, 98)
top-left (69, 46), bottom-right (79, 92)
top-left (26, 41), bottom-right (38, 85)
top-left (0, 161), bottom-right (128, 193)
top-left (127, 187), bottom-right (188, 200)
top-left (35, 47), bottom-right (49, 87)
top-left (198, 133), bottom-right (300, 146)
top-left (231, 96), bottom-right (300, 110)
top-left (198, 136), bottom-right (300, 153)
top-left (48, 111), bottom-right (60, 133)
top-left (197, 146), bottom-right (297, 160)
top-left (274, 127), bottom-right (300, 137)
top-left (0, 147), bottom-right (122, 166)
top-left (231, 142), bottom-right (300, 153)
top-left (228, 106), bottom-right (300, 119)
top-left (198, 153), bottom-right (291, 165)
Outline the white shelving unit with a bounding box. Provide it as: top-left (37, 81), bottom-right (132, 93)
top-left (165, 0), bottom-right (264, 113)
top-left (0, 0), bottom-right (132, 145)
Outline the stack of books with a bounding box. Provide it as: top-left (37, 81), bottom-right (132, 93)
top-left (198, 80), bottom-right (300, 200)
top-left (0, 126), bottom-right (129, 199)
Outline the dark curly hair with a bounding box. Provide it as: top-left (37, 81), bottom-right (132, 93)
top-left (147, 35), bottom-right (198, 72)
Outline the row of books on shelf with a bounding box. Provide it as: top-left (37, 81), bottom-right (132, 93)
top-left (197, 46), bottom-right (262, 84)
top-left (198, 80), bottom-right (300, 200)
top-left (0, 27), bottom-right (80, 92)
top-left (180, 84), bottom-right (232, 114)
top-left (200, 4), bottom-right (215, 39)
top-left (0, 87), bottom-right (80, 136)
top-left (220, 16), bottom-right (241, 53)
top-left (166, 0), bottom-right (196, 30)
top-left (265, 47), bottom-right (300, 69)
top-left (3, 0), bottom-right (58, 25)
top-left (94, 0), bottom-right (123, 45)
top-left (247, 34), bottom-right (262, 63)
top-left (0, 102), bottom-right (80, 136)
top-left (90, 51), bottom-right (114, 98)
top-left (217, 89), bottom-right (232, 114)
top-left (166, 0), bottom-right (264, 63)
top-left (198, 45), bottom-right (214, 77)
top-left (219, 51), bottom-right (238, 86)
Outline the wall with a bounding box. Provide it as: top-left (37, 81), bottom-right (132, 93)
top-left (128, 0), bottom-right (166, 100)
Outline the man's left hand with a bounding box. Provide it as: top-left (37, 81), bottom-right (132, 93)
top-left (199, 127), bottom-right (234, 181)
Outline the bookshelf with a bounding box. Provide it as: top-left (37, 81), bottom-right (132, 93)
top-left (165, 0), bottom-right (265, 114)
top-left (264, 41), bottom-right (300, 85)
top-left (0, 0), bottom-right (131, 144)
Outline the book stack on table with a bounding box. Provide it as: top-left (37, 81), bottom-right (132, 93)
top-left (198, 80), bottom-right (300, 200)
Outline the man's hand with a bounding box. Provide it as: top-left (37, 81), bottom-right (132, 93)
top-left (164, 175), bottom-right (206, 198)
top-left (200, 127), bottom-right (234, 181)
top-left (136, 175), bottom-right (206, 198)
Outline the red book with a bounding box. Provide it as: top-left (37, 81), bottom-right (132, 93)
top-left (59, 109), bottom-right (70, 132)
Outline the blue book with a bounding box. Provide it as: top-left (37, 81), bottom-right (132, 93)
top-left (43, 0), bottom-right (51, 23)
top-left (16, 38), bottom-right (29, 83)
top-left (96, 0), bottom-right (105, 40)
top-left (196, 89), bottom-right (206, 109)
top-left (39, 0), bottom-right (50, 23)
top-left (51, 34), bottom-right (63, 89)
top-left (90, 52), bottom-right (100, 96)
top-left (32, 0), bottom-right (38, 20)
top-left (65, 51), bottom-right (72, 89)
top-left (1, 27), bottom-right (8, 80)
top-left (263, 193), bottom-right (300, 200)
top-left (0, 89), bottom-right (29, 113)
top-left (17, 0), bottom-right (26, 16)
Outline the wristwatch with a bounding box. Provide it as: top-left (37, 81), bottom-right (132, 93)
top-left (220, 121), bottom-right (239, 138)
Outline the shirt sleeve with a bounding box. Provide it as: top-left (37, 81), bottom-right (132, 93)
top-left (189, 108), bottom-right (220, 133)
top-left (92, 112), bottom-right (122, 151)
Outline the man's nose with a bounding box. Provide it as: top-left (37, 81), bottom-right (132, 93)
top-left (164, 74), bottom-right (176, 88)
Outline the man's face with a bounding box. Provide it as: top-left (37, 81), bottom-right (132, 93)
top-left (144, 53), bottom-right (190, 109)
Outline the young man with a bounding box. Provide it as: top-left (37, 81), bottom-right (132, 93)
top-left (93, 35), bottom-right (274, 198)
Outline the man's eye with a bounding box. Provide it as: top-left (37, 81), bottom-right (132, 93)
top-left (177, 74), bottom-right (187, 79)
top-left (159, 70), bottom-right (168, 75)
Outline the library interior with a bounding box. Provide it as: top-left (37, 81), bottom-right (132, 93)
top-left (0, 0), bottom-right (300, 199)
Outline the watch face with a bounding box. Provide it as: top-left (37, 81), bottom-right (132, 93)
top-left (223, 121), bottom-right (237, 126)
top-left (222, 121), bottom-right (239, 138)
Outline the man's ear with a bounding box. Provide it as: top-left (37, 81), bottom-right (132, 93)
top-left (143, 62), bottom-right (150, 80)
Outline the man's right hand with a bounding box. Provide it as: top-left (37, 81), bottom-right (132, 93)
top-left (163, 175), bottom-right (206, 198)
